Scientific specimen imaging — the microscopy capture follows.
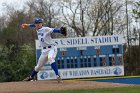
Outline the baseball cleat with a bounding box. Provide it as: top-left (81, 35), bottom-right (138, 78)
top-left (23, 76), bottom-right (34, 81)
top-left (57, 76), bottom-right (63, 83)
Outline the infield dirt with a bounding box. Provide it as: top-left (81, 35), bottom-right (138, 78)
top-left (0, 80), bottom-right (135, 93)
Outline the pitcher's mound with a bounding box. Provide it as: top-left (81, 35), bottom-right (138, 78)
top-left (0, 80), bottom-right (135, 93)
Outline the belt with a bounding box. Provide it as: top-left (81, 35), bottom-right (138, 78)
top-left (43, 46), bottom-right (51, 49)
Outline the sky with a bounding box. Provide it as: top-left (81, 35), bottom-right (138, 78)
top-left (0, 0), bottom-right (28, 16)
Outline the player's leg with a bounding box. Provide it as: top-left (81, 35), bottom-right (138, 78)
top-left (50, 61), bottom-right (62, 83)
top-left (48, 46), bottom-right (62, 83)
top-left (33, 54), bottom-right (48, 76)
top-left (48, 46), bottom-right (59, 76)
top-left (23, 52), bottom-right (48, 81)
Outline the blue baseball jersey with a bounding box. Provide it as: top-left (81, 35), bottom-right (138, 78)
top-left (36, 26), bottom-right (56, 47)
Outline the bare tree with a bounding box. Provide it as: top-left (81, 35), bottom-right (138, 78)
top-left (88, 0), bottom-right (125, 36)
top-left (58, 0), bottom-right (92, 37)
top-left (58, 0), bottom-right (126, 37)
top-left (132, 1), bottom-right (140, 46)
top-left (26, 0), bottom-right (61, 27)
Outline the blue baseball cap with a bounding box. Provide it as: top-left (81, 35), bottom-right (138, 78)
top-left (34, 18), bottom-right (44, 24)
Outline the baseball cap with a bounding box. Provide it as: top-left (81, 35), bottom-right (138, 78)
top-left (34, 18), bottom-right (44, 24)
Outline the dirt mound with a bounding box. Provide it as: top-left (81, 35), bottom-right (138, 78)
top-left (0, 80), bottom-right (135, 93)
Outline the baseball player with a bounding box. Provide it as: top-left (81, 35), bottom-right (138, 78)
top-left (21, 18), bottom-right (66, 83)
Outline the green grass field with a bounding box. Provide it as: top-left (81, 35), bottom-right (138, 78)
top-left (30, 86), bottom-right (140, 93)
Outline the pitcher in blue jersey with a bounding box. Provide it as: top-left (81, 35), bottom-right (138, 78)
top-left (21, 18), bottom-right (67, 83)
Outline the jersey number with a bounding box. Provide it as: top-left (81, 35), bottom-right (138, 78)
top-left (41, 38), bottom-right (44, 42)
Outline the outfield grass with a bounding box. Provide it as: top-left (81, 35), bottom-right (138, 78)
top-left (31, 86), bottom-right (140, 93)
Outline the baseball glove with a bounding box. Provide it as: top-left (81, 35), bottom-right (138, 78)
top-left (60, 27), bottom-right (67, 36)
